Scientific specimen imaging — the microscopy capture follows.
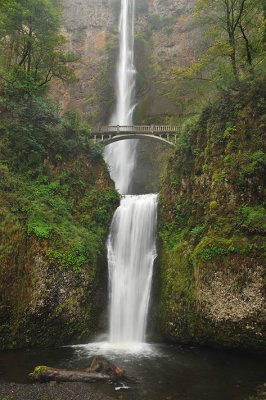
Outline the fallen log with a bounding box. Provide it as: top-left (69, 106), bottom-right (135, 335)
top-left (29, 366), bottom-right (112, 383)
top-left (29, 356), bottom-right (137, 384)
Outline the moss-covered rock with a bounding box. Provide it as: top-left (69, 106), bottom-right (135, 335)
top-left (0, 154), bottom-right (119, 349)
top-left (158, 79), bottom-right (266, 351)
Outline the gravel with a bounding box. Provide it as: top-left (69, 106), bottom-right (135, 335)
top-left (0, 382), bottom-right (116, 400)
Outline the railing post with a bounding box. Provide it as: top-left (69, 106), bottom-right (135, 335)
top-left (117, 125), bottom-right (120, 133)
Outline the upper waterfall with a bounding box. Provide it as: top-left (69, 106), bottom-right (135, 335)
top-left (112, 0), bottom-right (136, 125)
top-left (104, 0), bottom-right (137, 195)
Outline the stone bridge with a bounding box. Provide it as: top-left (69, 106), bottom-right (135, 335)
top-left (91, 125), bottom-right (178, 147)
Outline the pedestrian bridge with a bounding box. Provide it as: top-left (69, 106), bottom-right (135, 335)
top-left (91, 125), bottom-right (178, 147)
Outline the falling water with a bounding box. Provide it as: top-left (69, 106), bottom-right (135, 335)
top-left (105, 0), bottom-right (158, 346)
top-left (107, 195), bottom-right (158, 343)
top-left (104, 0), bottom-right (137, 195)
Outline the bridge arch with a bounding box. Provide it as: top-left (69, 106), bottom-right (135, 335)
top-left (101, 133), bottom-right (175, 147)
top-left (91, 125), bottom-right (178, 148)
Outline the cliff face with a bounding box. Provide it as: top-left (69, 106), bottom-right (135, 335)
top-left (158, 81), bottom-right (266, 351)
top-left (52, 0), bottom-right (199, 122)
top-left (0, 154), bottom-right (119, 349)
top-left (51, 0), bottom-right (114, 115)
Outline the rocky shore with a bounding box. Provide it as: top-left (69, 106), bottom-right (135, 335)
top-left (0, 382), bottom-right (115, 400)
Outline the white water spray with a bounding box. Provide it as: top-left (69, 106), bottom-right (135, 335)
top-left (105, 0), bottom-right (158, 347)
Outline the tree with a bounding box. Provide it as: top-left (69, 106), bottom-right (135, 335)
top-left (0, 0), bottom-right (77, 88)
top-left (193, 0), bottom-right (264, 81)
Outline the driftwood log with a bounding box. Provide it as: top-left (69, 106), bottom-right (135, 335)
top-left (30, 356), bottom-right (137, 384)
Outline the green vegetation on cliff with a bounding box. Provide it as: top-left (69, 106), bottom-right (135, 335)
top-left (157, 0), bottom-right (265, 351)
top-left (0, 0), bottom-right (119, 349)
top-left (159, 78), bottom-right (266, 350)
top-left (0, 84), bottom-right (119, 348)
top-left (0, 0), bottom-right (77, 86)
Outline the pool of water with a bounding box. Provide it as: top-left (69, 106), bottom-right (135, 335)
top-left (0, 343), bottom-right (264, 400)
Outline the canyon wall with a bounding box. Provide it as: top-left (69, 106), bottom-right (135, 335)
top-left (52, 0), bottom-right (199, 123)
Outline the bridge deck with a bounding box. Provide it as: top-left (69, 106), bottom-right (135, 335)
top-left (96, 125), bottom-right (178, 134)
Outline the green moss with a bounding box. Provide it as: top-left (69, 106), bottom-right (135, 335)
top-left (194, 236), bottom-right (234, 262)
top-left (159, 241), bottom-right (196, 338)
top-left (239, 206), bottom-right (266, 233)
top-left (209, 201), bottom-right (218, 212)
top-left (191, 224), bottom-right (206, 240)
top-left (29, 365), bottom-right (49, 379)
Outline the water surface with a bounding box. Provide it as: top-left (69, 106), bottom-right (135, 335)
top-left (0, 343), bottom-right (264, 400)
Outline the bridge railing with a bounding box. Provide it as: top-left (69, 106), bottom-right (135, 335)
top-left (97, 125), bottom-right (178, 134)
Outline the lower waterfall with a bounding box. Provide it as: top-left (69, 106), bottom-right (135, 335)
top-left (107, 194), bottom-right (158, 344)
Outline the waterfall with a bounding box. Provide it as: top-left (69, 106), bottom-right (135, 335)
top-left (107, 195), bottom-right (158, 343)
top-left (104, 0), bottom-right (137, 195)
top-left (104, 0), bottom-right (158, 346)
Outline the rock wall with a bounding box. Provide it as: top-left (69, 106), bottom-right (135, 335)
top-left (52, 0), bottom-right (199, 122)
top-left (51, 0), bottom-right (114, 115)
top-left (158, 80), bottom-right (266, 351)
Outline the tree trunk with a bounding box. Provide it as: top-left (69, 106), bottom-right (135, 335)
top-left (239, 22), bottom-right (253, 67)
top-left (230, 49), bottom-right (239, 82)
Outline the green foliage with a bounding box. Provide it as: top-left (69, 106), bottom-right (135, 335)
top-left (166, 0), bottom-right (265, 123)
top-left (194, 236), bottom-right (234, 261)
top-left (148, 14), bottom-right (176, 33)
top-left (0, 0), bottom-right (77, 88)
top-left (177, 115), bottom-right (200, 149)
top-left (89, 141), bottom-right (104, 159)
top-left (191, 224), bottom-right (206, 240)
top-left (194, 0), bottom-right (264, 81)
top-left (0, 87), bottom-right (96, 171)
top-left (80, 187), bottom-right (119, 231)
top-left (19, 178), bottom-right (119, 273)
top-left (240, 151), bottom-right (266, 179)
top-left (46, 240), bottom-right (96, 275)
top-left (28, 222), bottom-right (52, 239)
top-left (0, 165), bottom-right (117, 275)
top-left (160, 79), bottom-right (265, 267)
top-left (239, 206), bottom-right (266, 233)
top-left (0, 76), bottom-right (118, 276)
